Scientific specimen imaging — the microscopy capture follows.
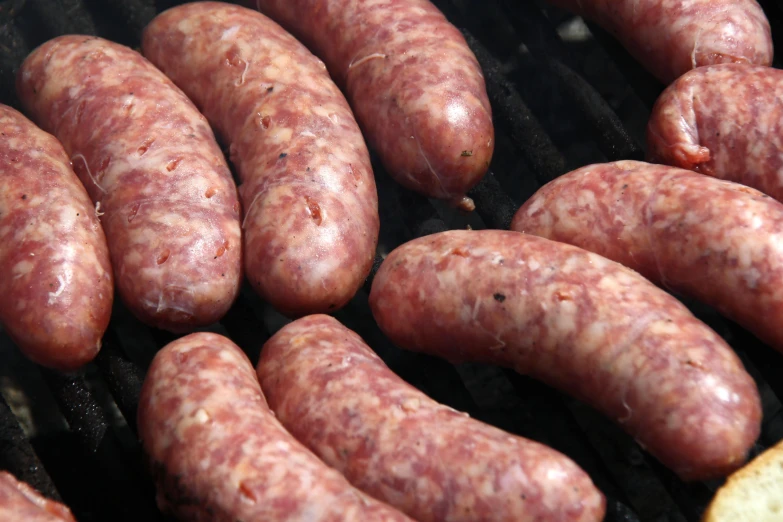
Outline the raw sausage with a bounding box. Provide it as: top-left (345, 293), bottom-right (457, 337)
top-left (17, 36), bottom-right (242, 332)
top-left (549, 0), bottom-right (773, 84)
top-left (249, 0), bottom-right (494, 208)
top-left (258, 314), bottom-right (606, 522)
top-left (137, 332), bottom-right (413, 521)
top-left (647, 64), bottom-right (783, 201)
top-left (369, 230), bottom-right (761, 481)
top-left (0, 104), bottom-right (112, 370)
top-left (142, 3), bottom-right (379, 316)
top-left (511, 160), bottom-right (783, 353)
top-left (0, 472), bottom-right (75, 522)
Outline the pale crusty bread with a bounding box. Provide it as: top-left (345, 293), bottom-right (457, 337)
top-left (703, 440), bottom-right (783, 522)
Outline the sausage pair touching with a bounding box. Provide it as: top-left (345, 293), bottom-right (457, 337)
top-left (259, 315), bottom-right (606, 522)
top-left (139, 324), bottom-right (604, 522)
top-left (0, 472), bottom-right (75, 522)
top-left (648, 64), bottom-right (783, 205)
top-left (17, 35), bottom-right (243, 332)
top-left (250, 0), bottom-right (494, 209)
top-left (369, 230), bottom-right (762, 481)
top-left (0, 104), bottom-right (112, 370)
top-left (513, 160), bottom-right (783, 354)
top-left (138, 332), bottom-right (413, 521)
top-left (142, 2), bottom-right (379, 317)
top-left (550, 0), bottom-right (773, 84)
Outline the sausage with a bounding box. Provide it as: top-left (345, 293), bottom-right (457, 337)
top-left (549, 0), bottom-right (772, 84)
top-left (511, 160), bottom-right (783, 354)
top-left (0, 472), bottom-right (76, 522)
top-left (647, 64), bottom-right (783, 202)
top-left (258, 314), bottom-right (606, 522)
top-left (142, 3), bottom-right (379, 316)
top-left (17, 35), bottom-right (242, 332)
top-left (0, 104), bottom-right (112, 370)
top-left (369, 230), bottom-right (761, 481)
top-left (249, 0), bottom-right (494, 209)
top-left (137, 332), bottom-right (414, 522)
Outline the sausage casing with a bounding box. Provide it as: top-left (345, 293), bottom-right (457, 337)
top-left (550, 0), bottom-right (772, 84)
top-left (648, 64), bottom-right (783, 202)
top-left (369, 230), bottom-right (761, 481)
top-left (137, 332), bottom-right (414, 521)
top-left (512, 160), bottom-right (783, 353)
top-left (258, 314), bottom-right (606, 522)
top-left (142, 2), bottom-right (379, 316)
top-left (0, 104), bottom-right (112, 370)
top-left (250, 0), bottom-right (494, 207)
top-left (0, 472), bottom-right (75, 522)
top-left (17, 35), bottom-right (242, 332)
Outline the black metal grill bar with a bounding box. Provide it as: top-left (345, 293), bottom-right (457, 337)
top-left (0, 392), bottom-right (62, 501)
top-left (93, 338), bottom-right (144, 435)
top-left (491, 0), bottom-right (644, 162)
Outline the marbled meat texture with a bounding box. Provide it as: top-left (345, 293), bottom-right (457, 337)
top-left (137, 332), bottom-right (414, 522)
top-left (648, 64), bottom-right (783, 202)
top-left (251, 0), bottom-right (494, 208)
top-left (549, 0), bottom-right (772, 84)
top-left (0, 472), bottom-right (76, 522)
top-left (258, 314), bottom-right (606, 522)
top-left (369, 230), bottom-right (762, 481)
top-left (142, 2), bottom-right (379, 317)
top-left (0, 104), bottom-right (112, 370)
top-left (17, 35), bottom-right (242, 332)
top-left (512, 160), bottom-right (783, 354)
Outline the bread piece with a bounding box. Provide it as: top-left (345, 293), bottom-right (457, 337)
top-left (703, 440), bottom-right (783, 521)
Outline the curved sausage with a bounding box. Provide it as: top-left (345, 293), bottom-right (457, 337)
top-left (142, 2), bottom-right (379, 316)
top-left (0, 472), bottom-right (75, 522)
top-left (249, 0), bottom-right (494, 208)
top-left (549, 0), bottom-right (773, 84)
top-left (0, 104), bottom-right (112, 370)
top-left (137, 332), bottom-right (413, 521)
top-left (511, 160), bottom-right (783, 353)
top-left (17, 35), bottom-right (242, 332)
top-left (258, 314), bottom-right (606, 522)
top-left (647, 64), bottom-right (783, 201)
top-left (369, 230), bottom-right (761, 481)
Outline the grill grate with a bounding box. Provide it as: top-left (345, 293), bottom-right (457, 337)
top-left (0, 1), bottom-right (782, 520)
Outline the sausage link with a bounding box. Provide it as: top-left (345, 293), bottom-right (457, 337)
top-left (258, 314), bottom-right (606, 522)
top-left (250, 0), bottom-right (494, 208)
top-left (512, 160), bottom-right (783, 353)
top-left (0, 472), bottom-right (75, 522)
top-left (369, 230), bottom-right (761, 481)
top-left (17, 36), bottom-right (242, 332)
top-left (549, 0), bottom-right (772, 84)
top-left (647, 64), bottom-right (783, 202)
top-left (0, 104), bottom-right (112, 370)
top-left (142, 2), bottom-right (379, 316)
top-left (137, 332), bottom-right (413, 522)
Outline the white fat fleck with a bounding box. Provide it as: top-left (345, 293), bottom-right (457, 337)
top-left (221, 26), bottom-right (240, 40)
top-left (193, 408), bottom-right (210, 424)
top-left (47, 274), bottom-right (66, 304)
top-left (300, 130), bottom-right (316, 138)
top-left (12, 260), bottom-right (34, 279)
top-left (743, 267), bottom-right (761, 290)
top-left (95, 201), bottom-right (104, 217)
